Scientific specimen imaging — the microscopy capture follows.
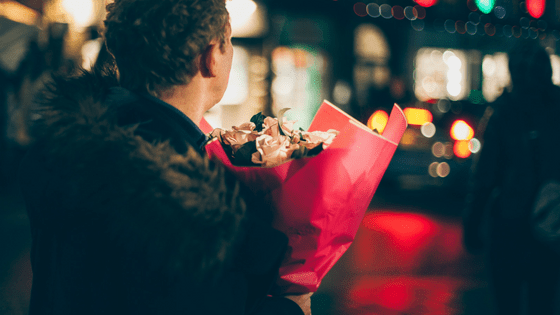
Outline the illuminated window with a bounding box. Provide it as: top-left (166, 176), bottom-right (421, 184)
top-left (482, 53), bottom-right (509, 103)
top-left (354, 24), bottom-right (390, 62)
top-left (414, 48), bottom-right (469, 101)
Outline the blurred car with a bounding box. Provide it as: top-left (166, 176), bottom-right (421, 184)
top-left (372, 99), bottom-right (485, 196)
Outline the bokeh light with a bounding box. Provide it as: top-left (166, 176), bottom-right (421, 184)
top-left (416, 0), bottom-right (437, 7)
top-left (421, 122), bottom-right (436, 138)
top-left (453, 140), bottom-right (471, 158)
top-left (494, 5), bottom-right (506, 19)
top-left (354, 2), bottom-right (368, 17)
top-left (414, 5), bottom-right (427, 19)
top-left (404, 6), bottom-right (417, 20)
top-left (367, 110), bottom-right (389, 133)
top-left (436, 162), bottom-right (451, 177)
top-left (475, 0), bottom-right (496, 14)
top-left (367, 3), bottom-right (381, 17)
top-left (455, 20), bottom-right (467, 34)
top-left (380, 4), bottom-right (393, 19)
top-left (526, 0), bottom-right (545, 19)
top-left (392, 6), bottom-right (405, 20)
top-left (445, 19), bottom-right (456, 33)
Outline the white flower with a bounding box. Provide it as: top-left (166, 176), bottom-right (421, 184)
top-left (222, 129), bottom-right (259, 153)
top-left (251, 134), bottom-right (300, 167)
top-left (232, 122), bottom-right (256, 132)
top-left (301, 129), bottom-right (340, 150)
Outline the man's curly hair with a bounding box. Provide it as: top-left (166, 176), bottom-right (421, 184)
top-left (104, 0), bottom-right (229, 97)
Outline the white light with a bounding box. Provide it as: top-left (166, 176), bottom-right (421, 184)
top-left (333, 80), bottom-right (352, 105)
top-left (551, 55), bottom-right (560, 86)
top-left (482, 56), bottom-right (497, 76)
top-left (430, 50), bottom-right (443, 64)
top-left (61, 0), bottom-right (96, 28)
top-left (422, 76), bottom-right (437, 93)
top-left (469, 138), bottom-right (481, 153)
top-left (447, 70), bottom-right (462, 83)
top-left (445, 55), bottom-right (462, 69)
top-left (421, 122), bottom-right (436, 138)
top-left (272, 76), bottom-right (295, 96)
top-left (81, 39), bottom-right (102, 70)
top-left (226, 0), bottom-right (258, 37)
top-left (447, 82), bottom-right (462, 97)
top-left (442, 50), bottom-right (456, 63)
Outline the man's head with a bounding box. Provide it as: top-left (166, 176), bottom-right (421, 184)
top-left (104, 0), bottom-right (230, 98)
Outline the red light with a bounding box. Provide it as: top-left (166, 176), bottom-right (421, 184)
top-left (527, 0), bottom-right (545, 19)
top-left (415, 0), bottom-right (437, 7)
top-left (453, 140), bottom-right (471, 158)
top-left (450, 120), bottom-right (474, 140)
top-left (353, 2), bottom-right (368, 17)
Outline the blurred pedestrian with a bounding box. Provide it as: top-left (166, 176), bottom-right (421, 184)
top-left (463, 40), bottom-right (560, 315)
top-left (18, 0), bottom-right (308, 314)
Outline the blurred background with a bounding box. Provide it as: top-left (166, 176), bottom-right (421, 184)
top-left (1, 0), bottom-right (557, 313)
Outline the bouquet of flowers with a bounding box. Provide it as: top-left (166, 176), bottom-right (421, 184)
top-left (201, 100), bottom-right (407, 294)
top-left (208, 108), bottom-right (340, 168)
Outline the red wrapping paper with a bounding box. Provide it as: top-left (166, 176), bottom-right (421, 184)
top-left (201, 100), bottom-right (407, 293)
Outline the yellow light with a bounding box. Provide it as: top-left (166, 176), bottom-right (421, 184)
top-left (450, 120), bottom-right (474, 140)
top-left (403, 108), bottom-right (433, 126)
top-left (400, 129), bottom-right (416, 146)
top-left (0, 1), bottom-right (40, 25)
top-left (453, 140), bottom-right (471, 158)
top-left (61, 0), bottom-right (96, 28)
top-left (367, 110), bottom-right (389, 133)
top-left (226, 0), bottom-right (265, 38)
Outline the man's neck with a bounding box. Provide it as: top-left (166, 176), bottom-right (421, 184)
top-left (158, 77), bottom-right (214, 127)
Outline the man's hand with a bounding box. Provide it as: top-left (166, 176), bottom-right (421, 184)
top-left (284, 293), bottom-right (313, 315)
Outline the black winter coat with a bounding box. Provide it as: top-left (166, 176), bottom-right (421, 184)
top-left (18, 68), bottom-right (303, 315)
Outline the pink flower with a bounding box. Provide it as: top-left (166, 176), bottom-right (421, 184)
top-left (251, 134), bottom-right (300, 167)
top-left (222, 129), bottom-right (259, 153)
top-left (301, 129), bottom-right (340, 150)
top-left (262, 117), bottom-right (280, 138)
top-left (232, 122), bottom-right (256, 132)
top-left (261, 117), bottom-right (297, 138)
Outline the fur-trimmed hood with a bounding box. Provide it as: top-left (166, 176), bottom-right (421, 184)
top-left (25, 67), bottom-right (247, 283)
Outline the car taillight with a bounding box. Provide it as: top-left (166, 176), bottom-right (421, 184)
top-left (453, 140), bottom-right (471, 158)
top-left (450, 120), bottom-right (474, 141)
top-left (403, 108), bottom-right (433, 126)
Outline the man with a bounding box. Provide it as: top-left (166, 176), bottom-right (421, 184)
top-left (18, 0), bottom-right (308, 314)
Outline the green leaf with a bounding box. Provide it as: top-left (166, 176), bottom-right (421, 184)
top-left (233, 141), bottom-right (259, 166)
top-left (250, 112), bottom-right (266, 132)
top-left (277, 108), bottom-right (291, 137)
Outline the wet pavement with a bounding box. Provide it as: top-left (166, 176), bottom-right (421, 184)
top-left (0, 172), bottom-right (495, 315)
top-left (312, 190), bottom-right (496, 314)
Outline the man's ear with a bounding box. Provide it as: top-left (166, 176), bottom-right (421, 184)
top-left (200, 42), bottom-right (220, 78)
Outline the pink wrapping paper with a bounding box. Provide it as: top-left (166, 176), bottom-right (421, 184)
top-left (201, 100), bottom-right (407, 293)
